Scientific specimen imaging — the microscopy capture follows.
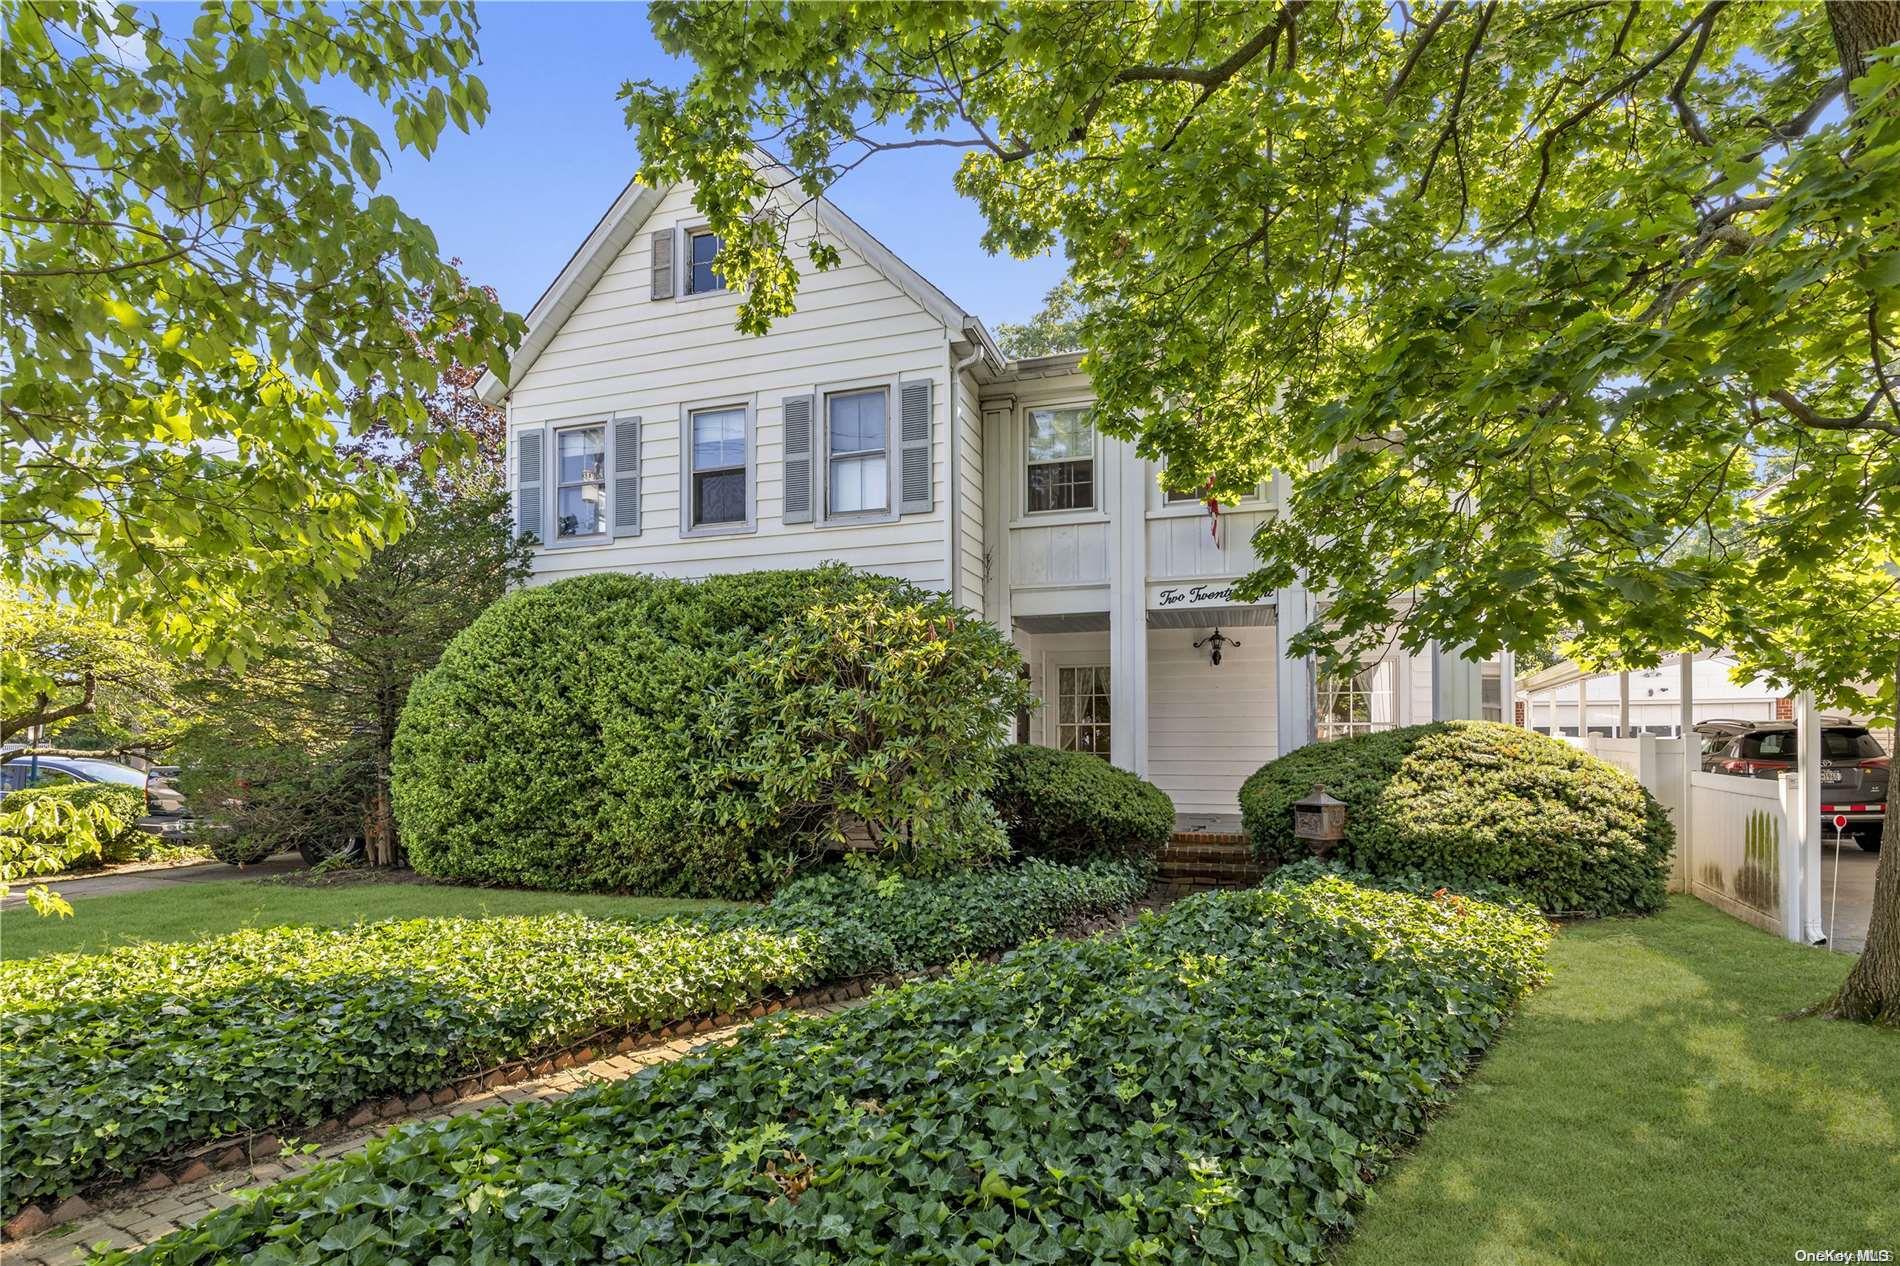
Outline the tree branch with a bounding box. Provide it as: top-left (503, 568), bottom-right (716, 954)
top-left (1769, 388), bottom-right (1900, 437)
top-left (3, 677), bottom-right (97, 748)
top-left (1111, 3), bottom-right (1303, 89)
top-left (1385, 3), bottom-right (1459, 104)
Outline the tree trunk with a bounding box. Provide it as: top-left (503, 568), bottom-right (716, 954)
top-left (1809, 0), bottom-right (1900, 1026)
top-left (1817, 644), bottom-right (1899, 1024)
top-left (1826, 0), bottom-right (1900, 84)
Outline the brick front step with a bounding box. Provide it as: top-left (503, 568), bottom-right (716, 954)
top-left (1159, 845), bottom-right (1259, 863)
top-left (1155, 830), bottom-right (1264, 889)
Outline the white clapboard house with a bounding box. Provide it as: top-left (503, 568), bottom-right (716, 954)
top-left (481, 177), bottom-right (1512, 822)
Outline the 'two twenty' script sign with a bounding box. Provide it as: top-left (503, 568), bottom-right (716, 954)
top-left (1153, 584), bottom-right (1249, 608)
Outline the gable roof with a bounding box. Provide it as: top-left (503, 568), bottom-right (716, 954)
top-left (477, 176), bottom-right (1003, 405)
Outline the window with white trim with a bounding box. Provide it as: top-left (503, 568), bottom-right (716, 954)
top-left (1056, 665), bottom-right (1111, 756)
top-left (554, 424), bottom-right (607, 539)
top-left (1315, 661), bottom-right (1397, 740)
top-left (686, 229), bottom-right (725, 295)
top-left (1481, 663), bottom-right (1504, 722)
top-left (688, 406), bottom-right (747, 528)
top-left (1026, 406), bottom-right (1094, 513)
top-left (826, 386), bottom-right (889, 516)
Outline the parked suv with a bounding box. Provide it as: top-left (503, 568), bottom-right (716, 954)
top-left (1697, 719), bottom-right (1888, 852)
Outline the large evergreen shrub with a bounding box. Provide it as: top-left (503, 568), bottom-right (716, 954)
top-left (988, 745), bottom-right (1174, 866)
top-left (392, 566), bottom-right (1028, 897)
top-left (1239, 721), bottom-right (1672, 915)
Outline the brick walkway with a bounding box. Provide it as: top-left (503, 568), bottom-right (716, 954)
top-left (0, 999), bottom-right (866, 1264)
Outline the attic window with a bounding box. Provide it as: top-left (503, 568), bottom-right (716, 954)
top-left (687, 229), bottom-right (725, 295)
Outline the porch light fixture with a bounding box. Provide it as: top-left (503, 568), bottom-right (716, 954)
top-left (1193, 627), bottom-right (1239, 667)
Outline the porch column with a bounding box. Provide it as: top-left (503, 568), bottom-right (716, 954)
top-left (1618, 671), bottom-right (1632, 737)
top-left (1270, 473), bottom-right (1313, 754)
top-left (1108, 436), bottom-right (1148, 775)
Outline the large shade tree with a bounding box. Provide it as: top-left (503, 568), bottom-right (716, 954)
top-left (2, 1), bottom-right (520, 667)
top-left (627, 0), bottom-right (1899, 1022)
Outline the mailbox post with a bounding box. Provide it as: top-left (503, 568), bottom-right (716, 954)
top-left (1292, 786), bottom-right (1348, 860)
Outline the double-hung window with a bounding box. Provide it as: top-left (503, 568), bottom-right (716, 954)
top-left (686, 229), bottom-right (724, 295)
top-left (689, 406), bottom-right (748, 529)
top-left (1056, 666), bottom-right (1111, 756)
top-left (1481, 663), bottom-right (1504, 722)
top-left (1026, 406), bottom-right (1094, 513)
top-left (826, 387), bottom-right (889, 517)
top-left (1315, 662), bottom-right (1397, 740)
top-left (554, 424), bottom-right (607, 540)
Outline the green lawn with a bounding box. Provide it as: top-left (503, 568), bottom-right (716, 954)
top-left (0, 878), bottom-right (728, 959)
top-left (1341, 897), bottom-right (1899, 1265)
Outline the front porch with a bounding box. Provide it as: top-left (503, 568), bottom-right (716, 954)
top-left (1008, 603), bottom-right (1470, 818)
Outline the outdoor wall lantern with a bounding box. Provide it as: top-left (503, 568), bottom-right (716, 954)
top-left (1193, 627), bottom-right (1239, 667)
top-left (1292, 785), bottom-right (1348, 859)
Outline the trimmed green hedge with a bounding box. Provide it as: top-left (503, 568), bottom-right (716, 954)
top-left (393, 566), bottom-right (1028, 898)
top-left (989, 745), bottom-right (1175, 865)
top-left (1240, 721), bottom-right (1673, 915)
top-left (0, 782), bottom-right (146, 868)
top-left (108, 874), bottom-right (1549, 1266)
top-left (0, 860), bottom-right (1141, 1216)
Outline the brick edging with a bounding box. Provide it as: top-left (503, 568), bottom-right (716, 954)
top-left (1, 970), bottom-right (927, 1242)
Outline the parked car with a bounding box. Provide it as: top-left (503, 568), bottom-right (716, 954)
top-left (1696, 719), bottom-right (1888, 852)
top-left (0, 752), bottom-right (152, 810)
top-left (144, 765), bottom-right (188, 817)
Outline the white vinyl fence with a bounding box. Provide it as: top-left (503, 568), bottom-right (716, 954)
top-left (1567, 733), bottom-right (1814, 942)
top-left (1687, 771), bottom-right (1799, 939)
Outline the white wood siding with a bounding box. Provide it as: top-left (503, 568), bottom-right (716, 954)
top-left (988, 367), bottom-right (1114, 597)
top-left (1147, 628), bottom-right (1277, 815)
top-left (1146, 507), bottom-right (1273, 581)
top-left (1010, 522), bottom-right (1112, 591)
top-left (954, 368), bottom-right (986, 616)
top-left (510, 184), bottom-right (955, 586)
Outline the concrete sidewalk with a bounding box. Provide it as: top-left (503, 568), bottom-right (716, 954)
top-left (1, 856), bottom-right (307, 908)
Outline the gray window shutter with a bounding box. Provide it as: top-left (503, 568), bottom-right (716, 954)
top-left (650, 230), bottom-right (673, 300)
top-left (899, 379), bottom-right (933, 514)
top-left (782, 393), bottom-right (815, 524)
top-left (612, 414), bottom-right (641, 537)
top-left (514, 426), bottom-right (545, 543)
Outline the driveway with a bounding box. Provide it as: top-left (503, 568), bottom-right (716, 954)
top-left (1, 854), bottom-right (308, 907)
top-left (1818, 840), bottom-right (1877, 955)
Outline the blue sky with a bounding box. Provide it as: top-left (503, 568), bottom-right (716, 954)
top-left (360, 1), bottom-right (1066, 325)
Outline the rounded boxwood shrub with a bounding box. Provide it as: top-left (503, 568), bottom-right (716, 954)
top-left (1239, 721), bottom-right (1673, 915)
top-left (988, 745), bottom-right (1174, 866)
top-left (392, 566), bottom-right (1029, 899)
